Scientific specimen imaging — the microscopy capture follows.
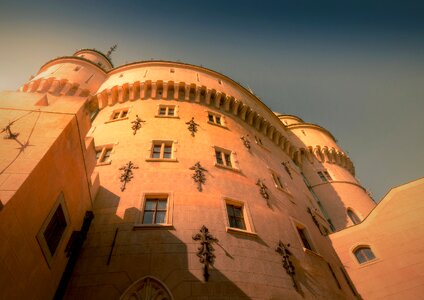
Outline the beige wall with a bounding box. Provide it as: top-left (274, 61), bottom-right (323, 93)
top-left (330, 178), bottom-right (424, 300)
top-left (0, 91), bottom-right (94, 299)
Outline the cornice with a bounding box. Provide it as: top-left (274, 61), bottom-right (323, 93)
top-left (37, 56), bottom-right (108, 74)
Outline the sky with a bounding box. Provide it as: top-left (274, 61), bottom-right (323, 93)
top-left (0, 0), bottom-right (423, 201)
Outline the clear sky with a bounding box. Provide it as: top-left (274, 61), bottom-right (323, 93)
top-left (1, 0), bottom-right (423, 201)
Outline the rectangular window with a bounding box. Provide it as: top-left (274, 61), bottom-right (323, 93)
top-left (324, 171), bottom-right (332, 181)
top-left (296, 226), bottom-right (314, 251)
top-left (109, 108), bottom-right (129, 121)
top-left (37, 192), bottom-right (70, 266)
top-left (226, 203), bottom-right (246, 230)
top-left (272, 172), bottom-right (284, 189)
top-left (96, 146), bottom-right (113, 164)
top-left (215, 149), bottom-right (233, 168)
top-left (157, 105), bottom-right (177, 117)
top-left (317, 171), bottom-right (328, 182)
top-left (255, 135), bottom-right (263, 146)
top-left (142, 197), bottom-right (168, 224)
top-left (207, 112), bottom-right (225, 126)
top-left (149, 141), bottom-right (175, 161)
top-left (44, 204), bottom-right (67, 255)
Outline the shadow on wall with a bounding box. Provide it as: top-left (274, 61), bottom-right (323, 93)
top-left (64, 187), bottom-right (251, 300)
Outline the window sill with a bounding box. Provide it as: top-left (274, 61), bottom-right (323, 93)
top-left (133, 223), bottom-right (174, 230)
top-left (96, 161), bottom-right (112, 166)
top-left (146, 158), bottom-right (178, 162)
top-left (215, 163), bottom-right (241, 173)
top-left (356, 258), bottom-right (380, 268)
top-left (207, 121), bottom-right (228, 129)
top-left (303, 247), bottom-right (322, 258)
top-left (105, 117), bottom-right (129, 124)
top-left (226, 227), bottom-right (257, 237)
top-left (154, 115), bottom-right (180, 119)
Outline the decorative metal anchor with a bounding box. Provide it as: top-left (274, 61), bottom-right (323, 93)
top-left (119, 161), bottom-right (138, 191)
top-left (189, 162), bottom-right (207, 192)
top-left (256, 179), bottom-right (270, 203)
top-left (240, 135), bottom-right (251, 149)
top-left (192, 225), bottom-right (218, 282)
top-left (282, 161), bottom-right (293, 179)
top-left (1, 121), bottom-right (19, 139)
top-left (131, 115), bottom-right (145, 135)
top-left (275, 241), bottom-right (298, 291)
top-left (185, 117), bottom-right (199, 137)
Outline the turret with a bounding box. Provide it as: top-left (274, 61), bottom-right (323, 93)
top-left (277, 114), bottom-right (376, 231)
top-left (19, 49), bottom-right (110, 97)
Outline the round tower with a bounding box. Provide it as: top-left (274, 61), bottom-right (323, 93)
top-left (19, 49), bottom-right (110, 97)
top-left (61, 60), bottom-right (357, 299)
top-left (277, 114), bottom-right (376, 231)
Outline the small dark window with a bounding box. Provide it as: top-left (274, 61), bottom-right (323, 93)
top-left (208, 114), bottom-right (214, 122)
top-left (44, 204), bottom-right (67, 255)
top-left (168, 108), bottom-right (175, 116)
top-left (112, 112), bottom-right (121, 120)
top-left (317, 171), bottom-right (328, 182)
top-left (324, 171), bottom-right (332, 181)
top-left (159, 107), bottom-right (166, 115)
top-left (215, 150), bottom-right (223, 165)
top-left (215, 116), bottom-right (221, 125)
top-left (347, 209), bottom-right (361, 225)
top-left (354, 247), bottom-right (376, 264)
top-left (297, 227), bottom-right (313, 251)
top-left (120, 110), bottom-right (128, 118)
top-left (226, 204), bottom-right (246, 230)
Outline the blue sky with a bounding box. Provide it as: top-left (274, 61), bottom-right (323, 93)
top-left (1, 0), bottom-right (423, 200)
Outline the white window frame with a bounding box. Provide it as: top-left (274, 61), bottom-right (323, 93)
top-left (222, 198), bottom-right (256, 236)
top-left (134, 192), bottom-right (174, 228)
top-left (106, 107), bottom-right (130, 123)
top-left (36, 192), bottom-right (71, 267)
top-left (213, 146), bottom-right (239, 172)
top-left (207, 111), bottom-right (226, 128)
top-left (95, 144), bottom-right (115, 166)
top-left (155, 104), bottom-right (179, 118)
top-left (291, 218), bottom-right (319, 255)
top-left (146, 140), bottom-right (178, 162)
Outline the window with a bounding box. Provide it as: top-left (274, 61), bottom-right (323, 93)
top-left (207, 112), bottom-right (225, 126)
top-left (215, 149), bottom-right (232, 168)
top-left (297, 227), bottom-right (314, 251)
top-left (254, 135), bottom-right (263, 146)
top-left (226, 203), bottom-right (246, 230)
top-left (272, 172), bottom-right (284, 189)
top-left (317, 170), bottom-right (332, 182)
top-left (347, 209), bottom-right (361, 225)
top-left (95, 145), bottom-right (113, 165)
top-left (354, 246), bottom-right (376, 264)
top-left (156, 105), bottom-right (177, 117)
top-left (109, 108), bottom-right (129, 121)
top-left (146, 141), bottom-right (177, 162)
top-left (37, 192), bottom-right (70, 266)
top-left (142, 198), bottom-right (168, 224)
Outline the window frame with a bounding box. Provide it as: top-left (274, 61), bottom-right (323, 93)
top-left (213, 146), bottom-right (239, 172)
top-left (207, 111), bottom-right (226, 128)
top-left (270, 169), bottom-right (292, 196)
top-left (146, 140), bottom-right (178, 162)
top-left (134, 193), bottom-right (174, 228)
top-left (155, 104), bottom-right (179, 118)
top-left (291, 218), bottom-right (318, 254)
top-left (353, 246), bottom-right (377, 264)
top-left (36, 192), bottom-right (71, 267)
top-left (223, 198), bottom-right (256, 236)
top-left (347, 208), bottom-right (361, 225)
top-left (106, 107), bottom-right (130, 123)
top-left (95, 144), bottom-right (115, 166)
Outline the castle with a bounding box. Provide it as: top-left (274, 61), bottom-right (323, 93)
top-left (0, 49), bottom-right (423, 299)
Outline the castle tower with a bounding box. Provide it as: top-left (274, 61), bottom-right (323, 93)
top-left (277, 115), bottom-right (376, 231)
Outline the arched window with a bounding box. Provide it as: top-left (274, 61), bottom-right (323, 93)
top-left (120, 276), bottom-right (173, 300)
top-left (347, 209), bottom-right (361, 225)
top-left (354, 246), bottom-right (376, 264)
